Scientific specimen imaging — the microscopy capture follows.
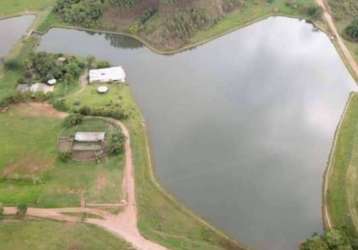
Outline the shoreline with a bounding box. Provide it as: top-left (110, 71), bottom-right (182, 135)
top-left (1, 6), bottom-right (358, 247)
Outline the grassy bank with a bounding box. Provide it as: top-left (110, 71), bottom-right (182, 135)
top-left (60, 80), bottom-right (243, 249)
top-left (326, 93), bottom-right (358, 236)
top-left (0, 0), bottom-right (55, 17)
top-left (0, 219), bottom-right (134, 250)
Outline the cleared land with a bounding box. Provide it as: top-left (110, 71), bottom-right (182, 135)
top-left (0, 219), bottom-right (135, 250)
top-left (328, 0), bottom-right (358, 65)
top-left (0, 105), bottom-right (124, 207)
top-left (326, 93), bottom-right (358, 236)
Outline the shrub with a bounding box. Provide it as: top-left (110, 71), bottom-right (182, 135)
top-left (0, 203), bottom-right (4, 220)
top-left (108, 132), bottom-right (125, 155)
top-left (58, 152), bottom-right (72, 162)
top-left (4, 59), bottom-right (22, 71)
top-left (305, 5), bottom-right (323, 20)
top-left (55, 0), bottom-right (104, 27)
top-left (63, 113), bottom-right (83, 128)
top-left (110, 0), bottom-right (137, 8)
top-left (52, 99), bottom-right (68, 111)
top-left (345, 19), bottom-right (358, 42)
top-left (16, 203), bottom-right (27, 218)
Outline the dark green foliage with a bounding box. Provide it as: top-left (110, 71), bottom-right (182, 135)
top-left (16, 203), bottom-right (28, 218)
top-left (52, 99), bottom-right (68, 111)
top-left (164, 8), bottom-right (213, 40)
top-left (96, 60), bottom-right (111, 69)
top-left (58, 152), bottom-right (72, 162)
top-left (63, 113), bottom-right (83, 128)
top-left (0, 203), bottom-right (3, 220)
top-left (305, 5), bottom-right (322, 20)
top-left (78, 105), bottom-right (129, 120)
top-left (108, 132), bottom-right (125, 155)
top-left (3, 59), bottom-right (22, 71)
top-left (301, 229), bottom-right (353, 250)
top-left (345, 20), bottom-right (358, 42)
top-left (24, 52), bottom-right (84, 84)
top-left (109, 0), bottom-right (137, 8)
top-left (54, 0), bottom-right (104, 27)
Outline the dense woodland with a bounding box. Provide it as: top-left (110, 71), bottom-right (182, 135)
top-left (53, 0), bottom-right (323, 49)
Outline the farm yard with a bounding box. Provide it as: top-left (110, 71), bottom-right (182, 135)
top-left (0, 104), bottom-right (124, 207)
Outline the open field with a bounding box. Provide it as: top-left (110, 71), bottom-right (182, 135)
top-left (326, 93), bottom-right (358, 236)
top-left (0, 219), bottom-right (135, 250)
top-left (0, 0), bottom-right (55, 17)
top-left (0, 105), bottom-right (124, 207)
top-left (328, 0), bottom-right (358, 68)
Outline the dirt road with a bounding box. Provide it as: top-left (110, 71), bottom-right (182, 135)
top-left (4, 117), bottom-right (167, 250)
top-left (315, 0), bottom-right (358, 80)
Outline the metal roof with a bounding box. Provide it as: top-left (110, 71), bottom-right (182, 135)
top-left (74, 132), bottom-right (105, 142)
top-left (89, 66), bottom-right (126, 83)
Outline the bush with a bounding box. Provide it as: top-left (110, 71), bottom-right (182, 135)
top-left (52, 99), bottom-right (68, 111)
top-left (3, 59), bottom-right (22, 71)
top-left (345, 20), bottom-right (358, 42)
top-left (58, 152), bottom-right (72, 162)
top-left (108, 132), bottom-right (125, 155)
top-left (16, 203), bottom-right (27, 218)
top-left (78, 105), bottom-right (129, 120)
top-left (301, 229), bottom-right (353, 250)
top-left (0, 203), bottom-right (4, 220)
top-left (110, 0), bottom-right (137, 8)
top-left (305, 5), bottom-right (323, 20)
top-left (55, 0), bottom-right (104, 27)
top-left (63, 113), bottom-right (83, 128)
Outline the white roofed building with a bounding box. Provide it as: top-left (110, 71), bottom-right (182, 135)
top-left (89, 66), bottom-right (126, 83)
top-left (74, 132), bottom-right (106, 142)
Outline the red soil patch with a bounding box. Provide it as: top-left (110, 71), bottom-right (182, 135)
top-left (10, 102), bottom-right (67, 119)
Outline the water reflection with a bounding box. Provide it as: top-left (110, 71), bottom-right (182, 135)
top-left (38, 17), bottom-right (357, 250)
top-left (0, 15), bottom-right (35, 59)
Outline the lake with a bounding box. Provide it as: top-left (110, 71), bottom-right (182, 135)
top-left (38, 17), bottom-right (356, 250)
top-left (0, 15), bottom-right (35, 58)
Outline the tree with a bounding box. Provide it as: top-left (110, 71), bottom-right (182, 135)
top-left (345, 20), bottom-right (358, 42)
top-left (0, 203), bottom-right (4, 220)
top-left (109, 132), bottom-right (125, 155)
top-left (16, 203), bottom-right (27, 218)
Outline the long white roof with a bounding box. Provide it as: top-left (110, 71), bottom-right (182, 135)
top-left (89, 66), bottom-right (126, 83)
top-left (75, 132), bottom-right (105, 142)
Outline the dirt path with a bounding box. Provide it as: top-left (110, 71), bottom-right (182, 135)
top-left (4, 116), bottom-right (167, 250)
top-left (315, 0), bottom-right (358, 80)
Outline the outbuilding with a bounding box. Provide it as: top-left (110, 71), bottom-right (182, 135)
top-left (89, 66), bottom-right (126, 83)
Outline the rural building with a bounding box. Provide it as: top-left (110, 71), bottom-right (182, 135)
top-left (17, 83), bottom-right (54, 94)
top-left (72, 132), bottom-right (106, 161)
top-left (89, 66), bottom-right (126, 83)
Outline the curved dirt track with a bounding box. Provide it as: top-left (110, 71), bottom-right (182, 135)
top-left (315, 0), bottom-right (358, 80)
top-left (4, 113), bottom-right (167, 250)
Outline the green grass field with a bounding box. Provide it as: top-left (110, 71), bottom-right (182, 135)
top-left (327, 93), bottom-right (358, 236)
top-left (0, 0), bottom-right (56, 17)
top-left (0, 219), bottom-right (135, 250)
top-left (0, 106), bottom-right (124, 207)
top-left (328, 0), bottom-right (358, 69)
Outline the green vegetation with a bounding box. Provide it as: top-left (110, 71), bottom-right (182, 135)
top-left (54, 0), bottom-right (104, 27)
top-left (301, 229), bottom-right (353, 250)
top-left (0, 0), bottom-right (56, 16)
top-left (0, 220), bottom-right (135, 250)
top-left (22, 52), bottom-right (84, 84)
top-left (328, 0), bottom-right (358, 65)
top-left (326, 93), bottom-right (358, 242)
top-left (345, 20), bottom-right (358, 42)
top-left (0, 107), bottom-right (124, 207)
top-left (16, 203), bottom-right (27, 218)
top-left (38, 0), bottom-right (320, 51)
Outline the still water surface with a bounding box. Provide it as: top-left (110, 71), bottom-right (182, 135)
top-left (0, 15), bottom-right (35, 58)
top-left (38, 17), bottom-right (357, 250)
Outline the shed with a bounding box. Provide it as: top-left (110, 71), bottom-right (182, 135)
top-left (74, 132), bottom-right (106, 142)
top-left (89, 66), bottom-right (126, 83)
top-left (30, 83), bottom-right (54, 94)
top-left (47, 79), bottom-right (57, 85)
